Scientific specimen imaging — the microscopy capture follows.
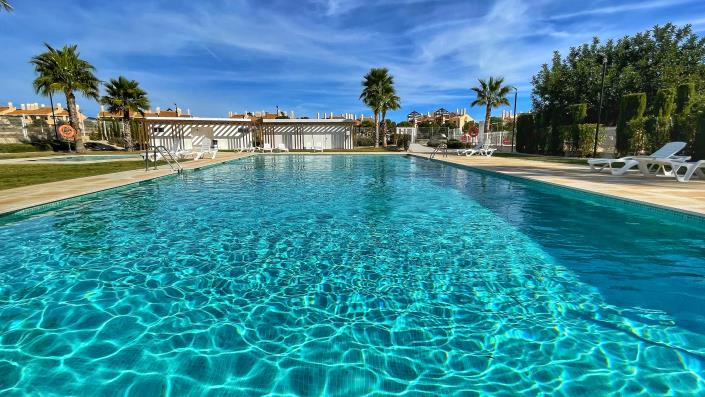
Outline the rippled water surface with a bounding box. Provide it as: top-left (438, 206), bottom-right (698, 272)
top-left (1, 155), bottom-right (704, 396)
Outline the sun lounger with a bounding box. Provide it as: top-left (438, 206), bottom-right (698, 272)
top-left (256, 143), bottom-right (274, 153)
top-left (140, 151), bottom-right (163, 162)
top-left (670, 160), bottom-right (705, 182)
top-left (275, 143), bottom-right (289, 152)
top-left (636, 158), bottom-right (705, 182)
top-left (587, 142), bottom-right (687, 175)
top-left (236, 145), bottom-right (256, 153)
top-left (192, 140), bottom-right (218, 160)
top-left (457, 143), bottom-right (482, 156)
top-left (480, 144), bottom-right (496, 156)
top-left (313, 144), bottom-right (324, 152)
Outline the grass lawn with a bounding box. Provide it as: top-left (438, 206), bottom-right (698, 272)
top-left (0, 160), bottom-right (154, 190)
top-left (0, 152), bottom-right (58, 160)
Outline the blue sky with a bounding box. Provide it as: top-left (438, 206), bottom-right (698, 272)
top-left (1, 0), bottom-right (705, 121)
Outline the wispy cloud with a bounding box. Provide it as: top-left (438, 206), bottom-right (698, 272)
top-left (550, 0), bottom-right (694, 20)
top-left (1, 0), bottom-right (703, 120)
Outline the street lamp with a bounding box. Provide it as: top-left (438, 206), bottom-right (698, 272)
top-left (511, 86), bottom-right (517, 152)
top-left (48, 91), bottom-right (59, 141)
top-left (593, 55), bottom-right (608, 158)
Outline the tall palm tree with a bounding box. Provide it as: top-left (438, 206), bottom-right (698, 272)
top-left (379, 90), bottom-right (401, 148)
top-left (360, 68), bottom-right (394, 148)
top-left (471, 76), bottom-right (511, 134)
top-left (31, 43), bottom-right (100, 152)
top-left (1, 0), bottom-right (12, 12)
top-left (101, 76), bottom-right (150, 151)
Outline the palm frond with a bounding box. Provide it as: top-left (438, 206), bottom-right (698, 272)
top-left (0, 0), bottom-right (13, 12)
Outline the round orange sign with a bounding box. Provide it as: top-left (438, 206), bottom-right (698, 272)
top-left (58, 125), bottom-right (77, 139)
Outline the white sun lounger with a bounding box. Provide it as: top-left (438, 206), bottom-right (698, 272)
top-left (635, 158), bottom-right (705, 182)
top-left (670, 160), bottom-right (705, 182)
top-left (257, 143), bottom-right (274, 153)
top-left (192, 140), bottom-right (218, 160)
top-left (313, 144), bottom-right (324, 152)
top-left (275, 143), bottom-right (289, 152)
top-left (480, 144), bottom-right (496, 157)
top-left (587, 142), bottom-right (687, 175)
top-left (456, 143), bottom-right (482, 156)
top-left (236, 145), bottom-right (256, 153)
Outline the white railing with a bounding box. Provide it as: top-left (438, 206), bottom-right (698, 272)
top-left (481, 131), bottom-right (514, 148)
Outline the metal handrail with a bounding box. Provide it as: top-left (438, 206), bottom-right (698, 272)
top-left (429, 143), bottom-right (448, 159)
top-left (144, 145), bottom-right (183, 173)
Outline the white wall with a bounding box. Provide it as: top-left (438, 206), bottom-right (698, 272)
top-left (262, 122), bottom-right (353, 149)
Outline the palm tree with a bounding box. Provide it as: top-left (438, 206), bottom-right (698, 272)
top-left (31, 44), bottom-right (100, 152)
top-left (1, 0), bottom-right (12, 12)
top-left (101, 76), bottom-right (150, 151)
top-left (379, 90), bottom-right (401, 148)
top-left (471, 76), bottom-right (511, 134)
top-left (360, 68), bottom-right (395, 148)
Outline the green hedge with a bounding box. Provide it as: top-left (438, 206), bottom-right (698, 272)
top-left (515, 113), bottom-right (534, 153)
top-left (645, 88), bottom-right (675, 152)
top-left (571, 124), bottom-right (605, 157)
top-left (694, 111), bottom-right (705, 161)
top-left (616, 93), bottom-right (646, 155)
top-left (676, 82), bottom-right (695, 114)
top-left (355, 136), bottom-right (375, 147)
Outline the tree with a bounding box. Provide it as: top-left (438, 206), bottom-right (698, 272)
top-left (379, 89), bottom-right (401, 148)
top-left (101, 76), bottom-right (150, 151)
top-left (360, 68), bottom-right (395, 148)
top-left (0, 0), bottom-right (12, 12)
top-left (471, 76), bottom-right (511, 134)
top-left (31, 44), bottom-right (100, 152)
top-left (531, 23), bottom-right (705, 127)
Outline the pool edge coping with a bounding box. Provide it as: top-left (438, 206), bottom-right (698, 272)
top-left (0, 154), bottom-right (253, 218)
top-left (412, 153), bottom-right (705, 221)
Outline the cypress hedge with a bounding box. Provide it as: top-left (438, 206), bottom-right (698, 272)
top-left (515, 113), bottom-right (534, 153)
top-left (694, 111), bottom-right (705, 161)
top-left (616, 93), bottom-right (646, 155)
top-left (673, 82), bottom-right (698, 145)
top-left (566, 103), bottom-right (588, 154)
top-left (645, 88), bottom-right (675, 152)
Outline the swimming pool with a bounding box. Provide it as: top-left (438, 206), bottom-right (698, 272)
top-left (29, 154), bottom-right (141, 162)
top-left (0, 155), bottom-right (703, 395)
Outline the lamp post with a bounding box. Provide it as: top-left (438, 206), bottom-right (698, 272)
top-left (593, 55), bottom-right (608, 158)
top-left (511, 86), bottom-right (518, 152)
top-left (174, 102), bottom-right (184, 149)
top-left (48, 91), bottom-right (59, 141)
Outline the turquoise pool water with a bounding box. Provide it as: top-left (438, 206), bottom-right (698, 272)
top-left (30, 154), bottom-right (140, 162)
top-left (1, 155), bottom-right (704, 396)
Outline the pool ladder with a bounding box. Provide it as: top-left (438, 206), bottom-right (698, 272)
top-left (145, 146), bottom-right (183, 173)
top-left (429, 143), bottom-right (448, 159)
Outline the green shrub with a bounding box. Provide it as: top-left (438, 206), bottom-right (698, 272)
top-left (392, 133), bottom-right (412, 150)
top-left (446, 139), bottom-right (463, 149)
top-left (355, 135), bottom-right (375, 147)
top-left (566, 103), bottom-right (588, 154)
top-left (573, 124), bottom-right (605, 157)
top-left (676, 82), bottom-right (695, 114)
top-left (693, 111), bottom-right (705, 161)
top-left (616, 93), bottom-right (646, 155)
top-left (515, 113), bottom-right (534, 153)
top-left (645, 88), bottom-right (675, 152)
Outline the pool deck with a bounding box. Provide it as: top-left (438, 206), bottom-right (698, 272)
top-left (0, 152), bottom-right (252, 215)
top-left (411, 153), bottom-right (705, 217)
